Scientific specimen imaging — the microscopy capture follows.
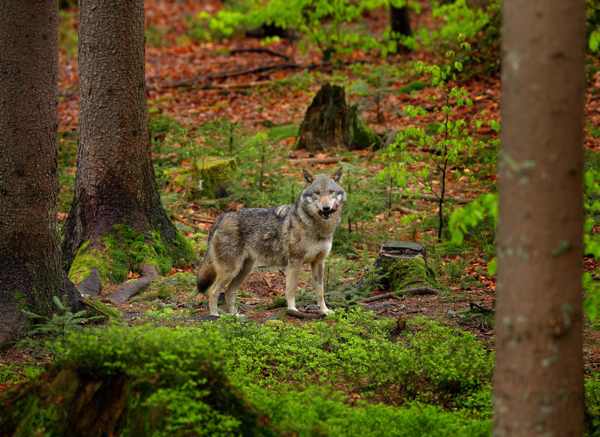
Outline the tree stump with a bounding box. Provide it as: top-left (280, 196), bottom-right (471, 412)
top-left (296, 83), bottom-right (380, 152)
top-left (373, 241), bottom-right (435, 292)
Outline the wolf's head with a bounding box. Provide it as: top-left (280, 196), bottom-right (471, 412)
top-left (300, 168), bottom-right (346, 221)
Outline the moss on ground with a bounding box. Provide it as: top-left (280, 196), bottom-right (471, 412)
top-left (68, 225), bottom-right (195, 286)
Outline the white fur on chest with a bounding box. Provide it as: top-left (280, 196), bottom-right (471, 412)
top-left (303, 238), bottom-right (332, 262)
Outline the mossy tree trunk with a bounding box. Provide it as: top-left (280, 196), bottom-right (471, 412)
top-left (494, 1), bottom-right (585, 435)
top-left (0, 0), bottom-right (80, 345)
top-left (296, 84), bottom-right (379, 152)
top-left (63, 0), bottom-right (183, 281)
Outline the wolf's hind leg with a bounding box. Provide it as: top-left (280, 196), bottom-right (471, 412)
top-left (207, 269), bottom-right (240, 317)
top-left (312, 257), bottom-right (332, 315)
top-left (224, 258), bottom-right (254, 315)
top-left (285, 263), bottom-right (301, 312)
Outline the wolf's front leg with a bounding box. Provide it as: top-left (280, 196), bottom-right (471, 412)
top-left (285, 263), bottom-right (301, 312)
top-left (312, 257), bottom-right (333, 315)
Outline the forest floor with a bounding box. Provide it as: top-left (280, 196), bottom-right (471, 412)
top-left (2, 0), bottom-right (599, 395)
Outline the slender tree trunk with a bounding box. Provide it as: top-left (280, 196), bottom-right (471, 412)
top-left (390, 5), bottom-right (411, 37)
top-left (0, 0), bottom-right (80, 345)
top-left (64, 0), bottom-right (178, 269)
top-left (495, 1), bottom-right (586, 436)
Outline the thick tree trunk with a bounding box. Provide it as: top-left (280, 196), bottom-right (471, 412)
top-left (495, 1), bottom-right (586, 436)
top-left (64, 0), bottom-right (178, 269)
top-left (0, 1), bottom-right (80, 345)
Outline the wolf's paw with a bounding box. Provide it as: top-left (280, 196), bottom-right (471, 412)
top-left (319, 308), bottom-right (334, 316)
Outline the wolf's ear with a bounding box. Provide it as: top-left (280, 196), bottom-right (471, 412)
top-left (332, 167), bottom-right (343, 183)
top-left (303, 169), bottom-right (314, 184)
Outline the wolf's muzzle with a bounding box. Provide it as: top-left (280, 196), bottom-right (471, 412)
top-left (318, 206), bottom-right (336, 219)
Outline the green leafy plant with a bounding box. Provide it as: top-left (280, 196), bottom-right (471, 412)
top-left (380, 51), bottom-right (486, 241)
top-left (22, 296), bottom-right (103, 337)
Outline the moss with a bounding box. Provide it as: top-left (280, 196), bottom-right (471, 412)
top-left (347, 105), bottom-right (381, 150)
top-left (68, 240), bottom-right (121, 284)
top-left (193, 156), bottom-right (236, 198)
top-left (68, 226), bottom-right (196, 286)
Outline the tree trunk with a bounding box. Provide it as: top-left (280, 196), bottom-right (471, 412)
top-left (495, 1), bottom-right (586, 436)
top-left (0, 0), bottom-right (80, 345)
top-left (390, 5), bottom-right (411, 37)
top-left (64, 0), bottom-right (180, 273)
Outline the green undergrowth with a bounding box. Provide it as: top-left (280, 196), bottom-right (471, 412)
top-left (1, 309), bottom-right (494, 436)
top-left (68, 225), bottom-right (194, 285)
top-left (3, 308), bottom-right (599, 435)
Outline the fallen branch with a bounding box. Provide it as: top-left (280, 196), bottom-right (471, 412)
top-left (152, 62), bottom-right (316, 91)
top-left (286, 308), bottom-right (325, 320)
top-left (400, 192), bottom-right (470, 205)
top-left (110, 264), bottom-right (159, 304)
top-left (402, 286), bottom-right (440, 296)
top-left (289, 157), bottom-right (341, 165)
top-left (360, 286), bottom-right (439, 303)
top-left (393, 206), bottom-right (420, 215)
top-left (230, 47), bottom-right (291, 61)
top-left (360, 292), bottom-right (400, 303)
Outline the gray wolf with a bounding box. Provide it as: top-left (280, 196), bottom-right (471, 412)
top-left (197, 168), bottom-right (346, 317)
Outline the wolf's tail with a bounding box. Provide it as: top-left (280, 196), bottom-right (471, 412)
top-left (196, 256), bottom-right (216, 294)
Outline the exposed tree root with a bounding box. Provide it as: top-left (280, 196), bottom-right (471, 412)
top-left (230, 47), bottom-right (291, 61)
top-left (360, 287), bottom-right (439, 304)
top-left (110, 264), bottom-right (159, 304)
top-left (286, 308), bottom-right (326, 320)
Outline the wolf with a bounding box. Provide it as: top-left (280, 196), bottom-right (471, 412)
top-left (196, 168), bottom-right (346, 317)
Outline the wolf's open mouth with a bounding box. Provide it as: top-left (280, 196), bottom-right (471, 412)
top-left (319, 209), bottom-right (336, 219)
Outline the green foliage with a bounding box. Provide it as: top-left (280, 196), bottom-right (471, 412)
top-left (0, 364), bottom-right (43, 386)
top-left (448, 193), bottom-right (497, 266)
top-left (248, 387), bottom-right (490, 436)
top-left (586, 376), bottom-right (600, 436)
top-left (588, 0), bottom-right (600, 53)
top-left (380, 54), bottom-right (492, 239)
top-left (416, 0), bottom-right (500, 76)
top-left (1, 309), bottom-right (494, 436)
top-left (192, 0), bottom-right (409, 61)
top-left (22, 296), bottom-right (103, 338)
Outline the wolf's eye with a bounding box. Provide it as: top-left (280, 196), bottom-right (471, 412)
top-left (313, 190), bottom-right (321, 195)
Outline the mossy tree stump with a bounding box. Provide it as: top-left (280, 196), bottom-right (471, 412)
top-left (296, 83), bottom-right (380, 152)
top-left (373, 241), bottom-right (436, 292)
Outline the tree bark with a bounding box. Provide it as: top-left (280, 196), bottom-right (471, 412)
top-left (0, 0), bottom-right (80, 345)
top-left (64, 0), bottom-right (178, 269)
top-left (495, 1), bottom-right (586, 436)
top-left (390, 5), bottom-right (411, 37)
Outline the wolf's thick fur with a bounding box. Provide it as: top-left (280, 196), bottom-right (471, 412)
top-left (197, 169), bottom-right (346, 316)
